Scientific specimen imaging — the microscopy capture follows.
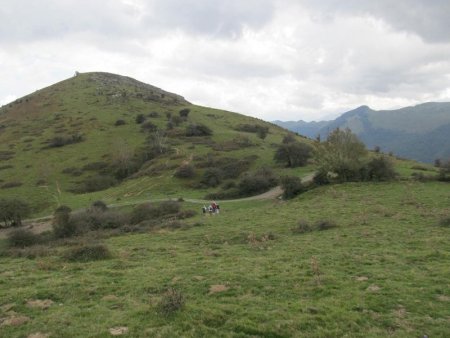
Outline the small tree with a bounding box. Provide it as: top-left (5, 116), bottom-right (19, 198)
top-left (314, 128), bottom-right (368, 182)
top-left (257, 128), bottom-right (268, 140)
top-left (0, 198), bottom-right (31, 227)
top-left (274, 142), bottom-right (312, 167)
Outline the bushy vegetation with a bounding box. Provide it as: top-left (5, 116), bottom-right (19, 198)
top-left (114, 119), bottom-right (126, 126)
top-left (238, 167), bottom-right (278, 196)
top-left (280, 175), bottom-right (305, 199)
top-left (235, 124), bottom-right (268, 135)
top-left (157, 288), bottom-right (185, 317)
top-left (274, 141), bottom-right (312, 167)
top-left (315, 128), bottom-right (368, 182)
top-left (366, 156), bottom-right (397, 181)
top-left (72, 175), bottom-right (117, 193)
top-left (53, 205), bottom-right (75, 238)
top-left (135, 114), bottom-right (146, 124)
top-left (47, 134), bottom-right (84, 148)
top-left (64, 243), bottom-right (112, 262)
top-left (0, 198), bottom-right (31, 227)
top-left (7, 229), bottom-right (40, 248)
top-left (437, 159), bottom-right (450, 182)
top-left (174, 163), bottom-right (195, 178)
top-left (179, 108), bottom-right (190, 118)
top-left (1, 181), bottom-right (23, 189)
top-left (130, 201), bottom-right (181, 224)
top-left (292, 219), bottom-right (337, 233)
top-left (186, 123), bottom-right (212, 137)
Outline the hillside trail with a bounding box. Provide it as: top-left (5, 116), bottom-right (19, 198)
top-left (0, 173), bottom-right (315, 239)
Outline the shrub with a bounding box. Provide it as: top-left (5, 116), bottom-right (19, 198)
top-left (176, 210), bottom-right (197, 219)
top-left (186, 123), bottom-right (212, 137)
top-left (69, 209), bottom-right (128, 231)
top-left (1, 181), bottom-right (23, 189)
top-left (62, 167), bottom-right (83, 176)
top-left (141, 121), bottom-right (158, 132)
top-left (200, 168), bottom-right (223, 187)
top-left (131, 201), bottom-right (180, 224)
top-left (280, 176), bottom-right (304, 199)
top-left (7, 229), bottom-right (40, 248)
top-left (82, 161), bottom-right (109, 172)
top-left (439, 215), bottom-right (450, 228)
top-left (292, 220), bottom-right (312, 234)
top-left (0, 198), bottom-right (31, 227)
top-left (114, 119), bottom-right (126, 126)
top-left (53, 205), bottom-right (76, 238)
top-left (157, 288), bottom-right (185, 316)
top-left (135, 114), bottom-right (146, 124)
top-left (274, 142), bottom-right (312, 167)
top-left (314, 219), bottom-right (337, 231)
top-left (91, 200), bottom-right (108, 212)
top-left (148, 112), bottom-right (159, 118)
top-left (64, 244), bottom-right (112, 262)
top-left (0, 150), bottom-right (15, 160)
top-left (74, 175), bottom-right (117, 193)
top-left (238, 167), bottom-right (278, 196)
top-left (179, 108), bottom-right (190, 118)
top-left (48, 134), bottom-right (84, 148)
top-left (235, 124), bottom-right (268, 135)
top-left (366, 156), bottom-right (397, 181)
top-left (313, 170), bottom-right (330, 185)
top-left (174, 163), bottom-right (195, 178)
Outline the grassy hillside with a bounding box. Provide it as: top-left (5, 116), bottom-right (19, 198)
top-left (0, 180), bottom-right (449, 337)
top-left (0, 72), bottom-right (308, 216)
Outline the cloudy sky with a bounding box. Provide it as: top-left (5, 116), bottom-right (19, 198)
top-left (1, 0), bottom-right (449, 121)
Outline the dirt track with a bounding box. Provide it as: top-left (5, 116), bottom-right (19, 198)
top-left (0, 173), bottom-right (315, 238)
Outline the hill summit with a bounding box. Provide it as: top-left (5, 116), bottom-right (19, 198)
top-left (0, 72), bottom-right (296, 214)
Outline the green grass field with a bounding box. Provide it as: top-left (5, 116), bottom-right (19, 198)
top-left (1, 180), bottom-right (449, 337)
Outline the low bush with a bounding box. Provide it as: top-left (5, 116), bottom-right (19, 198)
top-left (174, 163), bottom-right (195, 178)
top-left (53, 205), bottom-right (76, 238)
top-left (1, 181), bottom-right (23, 189)
top-left (7, 229), bottom-right (40, 248)
top-left (141, 121), bottom-right (158, 132)
top-left (73, 175), bottom-right (117, 193)
top-left (176, 210), bottom-right (197, 219)
top-left (238, 167), bottom-right (278, 196)
top-left (179, 108), bottom-right (190, 118)
top-left (147, 112), bottom-right (160, 118)
top-left (186, 123), bottom-right (212, 137)
top-left (64, 244), bottom-right (112, 262)
top-left (62, 167), bottom-right (83, 176)
top-left (114, 119), bottom-right (126, 126)
top-left (131, 201), bottom-right (181, 224)
top-left (366, 156), bottom-right (397, 181)
top-left (0, 164), bottom-right (13, 171)
top-left (0, 150), bottom-right (15, 160)
top-left (292, 220), bottom-right (312, 234)
top-left (200, 168), bottom-right (223, 187)
top-left (313, 170), bottom-right (330, 185)
top-left (47, 134), bottom-right (84, 148)
top-left (82, 161), bottom-right (109, 171)
top-left (439, 215), bottom-right (450, 228)
top-left (157, 288), bottom-right (185, 317)
top-left (280, 176), bottom-right (304, 199)
top-left (135, 114), bottom-right (146, 124)
top-left (315, 219), bottom-right (337, 231)
top-left (90, 200), bottom-right (108, 212)
top-left (70, 208), bottom-right (128, 231)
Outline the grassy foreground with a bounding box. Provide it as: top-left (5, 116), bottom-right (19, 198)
top-left (1, 180), bottom-right (449, 337)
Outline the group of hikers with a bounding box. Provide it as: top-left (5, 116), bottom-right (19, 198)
top-left (202, 201), bottom-right (220, 215)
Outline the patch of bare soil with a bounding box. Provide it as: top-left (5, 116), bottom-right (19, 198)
top-left (366, 284), bottom-right (381, 292)
top-left (26, 299), bottom-right (54, 310)
top-left (209, 284), bottom-right (229, 294)
top-left (355, 276), bottom-right (369, 281)
top-left (0, 315), bottom-right (30, 327)
top-left (28, 333), bottom-right (50, 338)
top-left (0, 220), bottom-right (52, 239)
top-left (109, 326), bottom-right (129, 335)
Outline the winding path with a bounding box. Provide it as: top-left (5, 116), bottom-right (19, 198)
top-left (0, 173), bottom-right (314, 238)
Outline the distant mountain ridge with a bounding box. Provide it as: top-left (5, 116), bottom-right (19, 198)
top-left (273, 102), bottom-right (450, 163)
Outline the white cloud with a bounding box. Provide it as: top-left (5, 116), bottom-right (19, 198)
top-left (0, 0), bottom-right (450, 121)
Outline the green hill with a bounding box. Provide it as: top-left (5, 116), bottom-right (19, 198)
top-left (0, 72), bottom-right (449, 337)
top-left (273, 103), bottom-right (450, 163)
top-left (0, 72), bottom-right (309, 215)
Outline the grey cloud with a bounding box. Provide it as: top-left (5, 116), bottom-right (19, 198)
top-left (297, 0), bottom-right (450, 43)
top-left (146, 0), bottom-right (275, 38)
